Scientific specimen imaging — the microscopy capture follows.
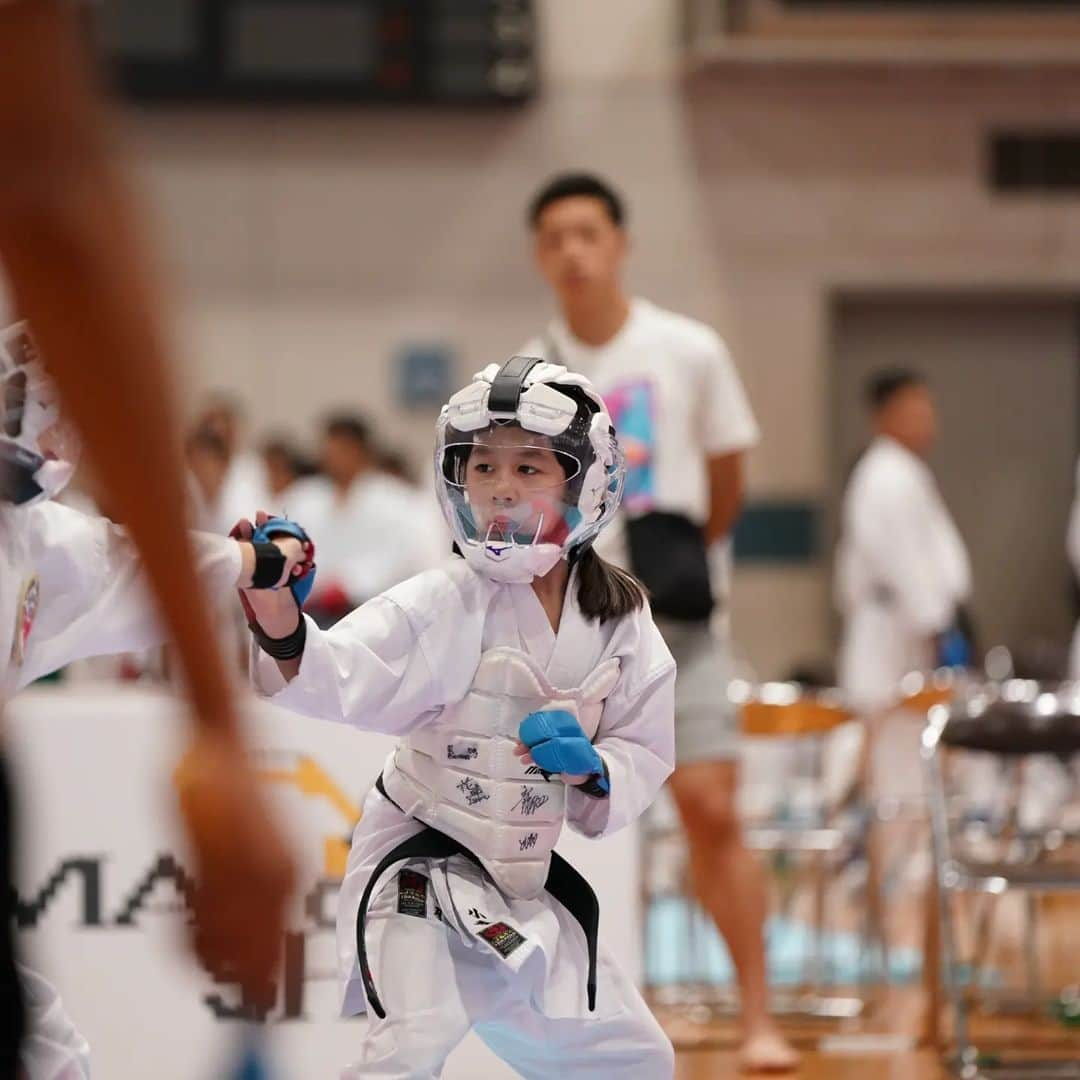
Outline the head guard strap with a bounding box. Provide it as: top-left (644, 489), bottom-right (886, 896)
top-left (487, 355), bottom-right (543, 416)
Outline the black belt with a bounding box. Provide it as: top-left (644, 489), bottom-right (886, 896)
top-left (357, 774), bottom-right (599, 1019)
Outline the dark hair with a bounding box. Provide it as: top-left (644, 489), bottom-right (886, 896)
top-left (323, 413), bottom-right (371, 448)
top-left (573, 546), bottom-right (645, 623)
top-left (376, 446), bottom-right (416, 485)
top-left (445, 376), bottom-right (646, 622)
top-left (198, 392), bottom-right (244, 424)
top-left (261, 436), bottom-right (317, 478)
top-left (865, 369), bottom-right (925, 412)
top-left (186, 428), bottom-right (228, 462)
top-left (450, 540), bottom-right (645, 624)
top-left (544, 380), bottom-right (645, 620)
top-left (261, 436), bottom-right (295, 462)
top-left (527, 172), bottom-right (626, 229)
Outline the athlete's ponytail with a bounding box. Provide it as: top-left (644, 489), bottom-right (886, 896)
top-left (573, 546), bottom-right (645, 623)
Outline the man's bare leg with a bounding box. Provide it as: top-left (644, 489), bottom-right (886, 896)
top-left (669, 759), bottom-right (798, 1072)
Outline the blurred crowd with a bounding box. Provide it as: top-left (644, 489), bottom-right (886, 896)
top-left (181, 396), bottom-right (447, 627)
top-left (54, 395), bottom-right (449, 684)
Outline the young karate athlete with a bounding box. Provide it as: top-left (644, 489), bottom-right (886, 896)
top-left (237, 357), bottom-right (677, 1078)
top-left (0, 322), bottom-right (308, 1077)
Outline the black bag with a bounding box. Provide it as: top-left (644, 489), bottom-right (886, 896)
top-left (624, 511), bottom-right (715, 622)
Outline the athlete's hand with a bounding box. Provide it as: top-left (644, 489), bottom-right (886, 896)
top-left (514, 739), bottom-right (590, 788)
top-left (232, 511), bottom-right (311, 638)
top-left (175, 730), bottom-right (295, 1007)
top-left (235, 518), bottom-right (308, 591)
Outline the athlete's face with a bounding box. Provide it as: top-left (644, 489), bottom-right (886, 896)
top-left (533, 196), bottom-right (627, 305)
top-left (321, 432), bottom-right (368, 486)
top-left (877, 383), bottom-right (938, 458)
top-left (464, 425), bottom-right (573, 545)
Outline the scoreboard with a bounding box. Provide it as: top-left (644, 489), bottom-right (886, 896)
top-left (97, 0), bottom-right (537, 104)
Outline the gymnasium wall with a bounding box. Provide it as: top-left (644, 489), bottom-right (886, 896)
top-left (114, 0), bottom-right (1080, 677)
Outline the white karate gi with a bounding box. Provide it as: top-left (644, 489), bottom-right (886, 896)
top-left (836, 436), bottom-right (971, 713)
top-left (285, 473), bottom-right (447, 606)
top-left (252, 557), bottom-right (677, 1079)
top-left (0, 499), bottom-right (240, 1078)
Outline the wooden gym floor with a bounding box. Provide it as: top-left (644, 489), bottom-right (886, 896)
top-left (660, 893), bottom-right (1079, 1077)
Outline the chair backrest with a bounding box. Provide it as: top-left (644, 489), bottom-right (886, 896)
top-left (896, 668), bottom-right (964, 714)
top-left (738, 683), bottom-right (852, 738)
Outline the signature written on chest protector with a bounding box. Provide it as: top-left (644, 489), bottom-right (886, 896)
top-left (456, 777), bottom-right (490, 807)
top-left (511, 786), bottom-right (550, 817)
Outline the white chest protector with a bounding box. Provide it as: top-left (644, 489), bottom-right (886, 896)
top-left (381, 646), bottom-right (621, 900)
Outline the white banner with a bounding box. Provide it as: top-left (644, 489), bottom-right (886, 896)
top-left (6, 685), bottom-right (642, 1079)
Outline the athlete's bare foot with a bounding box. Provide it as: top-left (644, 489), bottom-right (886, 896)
top-left (738, 1026), bottom-right (799, 1073)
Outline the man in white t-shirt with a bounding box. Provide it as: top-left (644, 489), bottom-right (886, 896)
top-left (521, 173), bottom-right (795, 1071)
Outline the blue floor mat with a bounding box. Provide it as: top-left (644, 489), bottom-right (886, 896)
top-left (644, 896), bottom-right (923, 986)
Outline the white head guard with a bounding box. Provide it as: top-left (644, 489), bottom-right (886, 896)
top-left (435, 357), bottom-right (625, 583)
top-left (0, 321), bottom-right (78, 506)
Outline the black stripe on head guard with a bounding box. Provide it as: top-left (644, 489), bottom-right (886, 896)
top-left (487, 355), bottom-right (543, 416)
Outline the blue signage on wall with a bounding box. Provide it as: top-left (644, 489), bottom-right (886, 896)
top-left (396, 343), bottom-right (455, 408)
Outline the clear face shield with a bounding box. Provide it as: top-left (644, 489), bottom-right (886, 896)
top-left (435, 365), bottom-right (626, 582)
top-left (439, 424), bottom-right (586, 560)
top-left (1, 324), bottom-right (81, 505)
